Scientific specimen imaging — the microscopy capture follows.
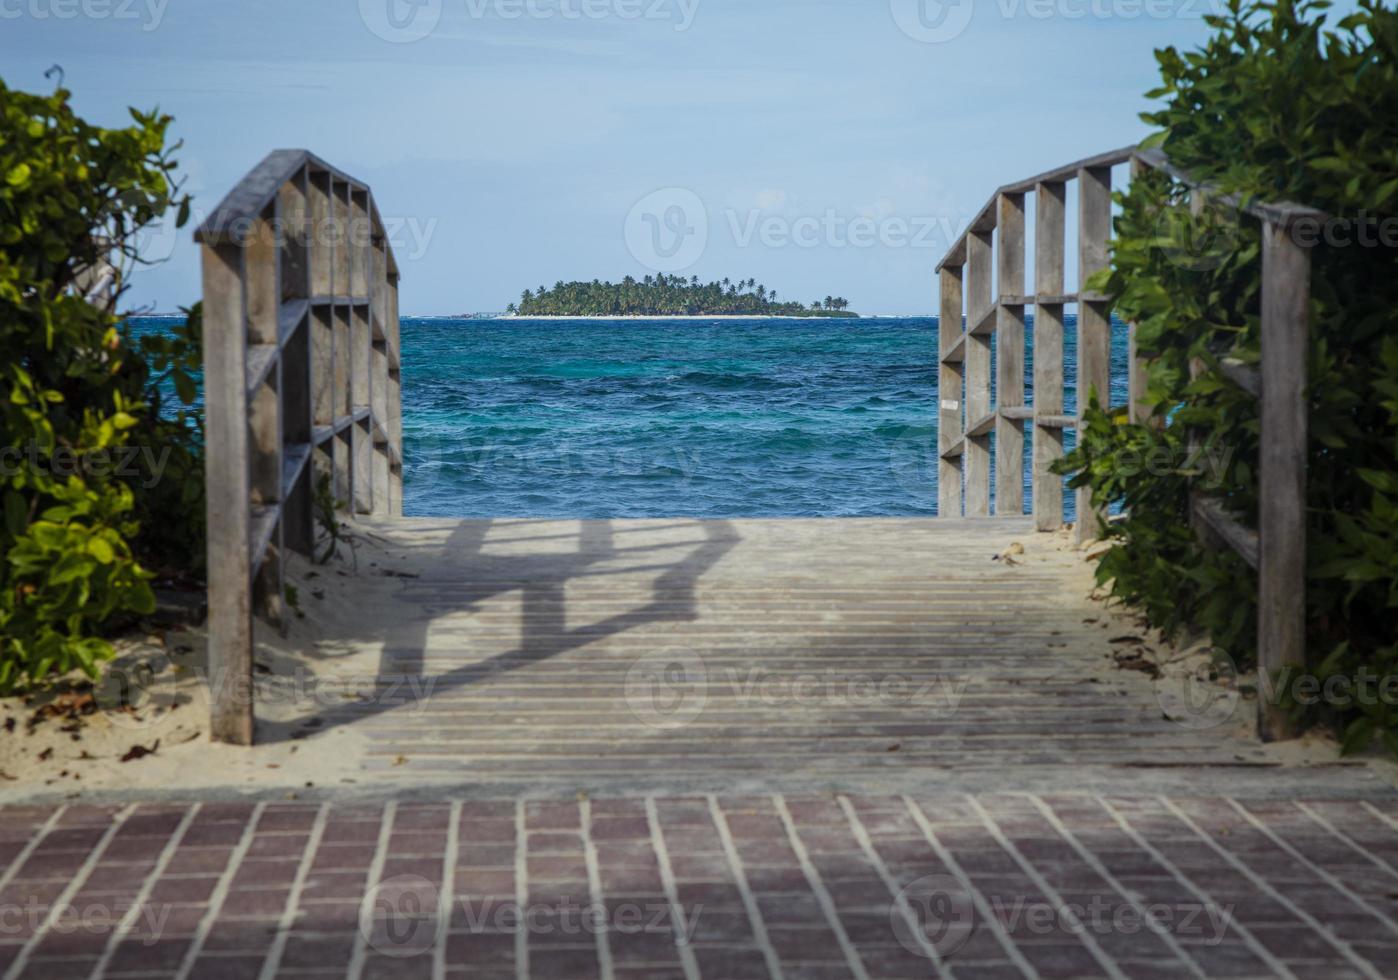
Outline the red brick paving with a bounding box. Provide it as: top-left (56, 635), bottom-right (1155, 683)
top-left (1, 795), bottom-right (1396, 979)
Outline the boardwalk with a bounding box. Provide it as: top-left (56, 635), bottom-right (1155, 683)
top-left (4, 518), bottom-right (1397, 980)
top-left (330, 517), bottom-right (1273, 787)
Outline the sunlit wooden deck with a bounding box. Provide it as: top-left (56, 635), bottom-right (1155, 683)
top-left (268, 515), bottom-right (1324, 793)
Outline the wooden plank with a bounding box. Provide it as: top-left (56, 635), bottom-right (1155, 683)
top-left (279, 165), bottom-right (309, 302)
top-left (999, 405), bottom-right (1034, 421)
top-left (352, 298), bottom-right (373, 515)
top-left (196, 150), bottom-right (307, 245)
top-left (1126, 156), bottom-right (1152, 426)
top-left (1257, 222), bottom-right (1310, 742)
top-left (967, 411), bottom-right (997, 439)
top-left (332, 181), bottom-right (351, 299)
top-left (246, 206), bottom-right (279, 345)
top-left (1076, 165), bottom-right (1113, 544)
top-left (200, 242), bottom-right (254, 746)
top-left (248, 367), bottom-right (281, 508)
top-left (940, 437), bottom-right (965, 460)
top-left (936, 145), bottom-right (1137, 272)
top-left (1034, 180), bottom-right (1067, 531)
top-left (1191, 494), bottom-right (1259, 570)
top-left (350, 190), bottom-right (371, 299)
top-left (386, 273), bottom-right (403, 515)
top-left (245, 344), bottom-right (277, 398)
top-left (940, 331), bottom-right (966, 365)
top-left (311, 305), bottom-right (334, 426)
top-left (308, 170), bottom-right (333, 298)
top-left (996, 192), bottom-right (1026, 517)
top-left (1133, 147), bottom-right (1328, 227)
top-left (938, 266), bottom-right (965, 518)
top-left (969, 304), bottom-right (997, 337)
top-left (372, 338), bottom-right (391, 515)
top-left (1036, 415), bottom-right (1077, 430)
top-left (965, 231), bottom-right (993, 517)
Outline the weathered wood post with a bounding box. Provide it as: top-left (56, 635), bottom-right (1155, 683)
top-left (1033, 180), bottom-right (1067, 530)
top-left (995, 192), bottom-right (1026, 516)
top-left (965, 230), bottom-right (994, 517)
top-left (938, 266), bottom-right (965, 517)
top-left (201, 241), bottom-right (255, 745)
top-left (1126, 157), bottom-right (1153, 425)
top-left (1076, 165), bottom-right (1113, 543)
top-left (1257, 220), bottom-right (1310, 741)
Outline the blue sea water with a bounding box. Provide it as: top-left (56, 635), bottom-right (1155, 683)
top-left (399, 316), bottom-right (1130, 519)
top-left (126, 315), bottom-right (1132, 519)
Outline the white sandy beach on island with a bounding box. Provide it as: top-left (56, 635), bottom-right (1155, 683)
top-left (467, 314), bottom-right (871, 321)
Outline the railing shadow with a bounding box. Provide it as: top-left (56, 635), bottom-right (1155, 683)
top-left (253, 516), bottom-right (740, 744)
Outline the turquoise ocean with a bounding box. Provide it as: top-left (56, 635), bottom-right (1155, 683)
top-left (128, 315), bottom-right (1132, 519)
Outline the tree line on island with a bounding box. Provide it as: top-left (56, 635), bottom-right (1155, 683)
top-left (507, 275), bottom-right (855, 317)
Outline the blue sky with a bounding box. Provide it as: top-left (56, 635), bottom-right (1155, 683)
top-left (1, 0), bottom-right (1350, 314)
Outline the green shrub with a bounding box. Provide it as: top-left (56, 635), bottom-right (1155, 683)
top-left (1056, 0), bottom-right (1398, 753)
top-left (0, 79), bottom-right (199, 693)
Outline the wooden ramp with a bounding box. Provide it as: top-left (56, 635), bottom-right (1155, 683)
top-left (295, 516), bottom-right (1306, 792)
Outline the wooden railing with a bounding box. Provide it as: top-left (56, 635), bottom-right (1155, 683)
top-left (935, 145), bottom-right (1323, 740)
top-left (196, 150), bottom-right (403, 745)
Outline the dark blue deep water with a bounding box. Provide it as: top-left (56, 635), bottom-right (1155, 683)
top-left (127, 315), bottom-right (1131, 519)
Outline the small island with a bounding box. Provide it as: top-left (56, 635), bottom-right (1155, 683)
top-left (507, 275), bottom-right (858, 317)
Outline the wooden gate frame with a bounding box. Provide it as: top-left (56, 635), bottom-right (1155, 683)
top-left (196, 150), bottom-right (403, 745)
top-left (935, 145), bottom-right (1325, 741)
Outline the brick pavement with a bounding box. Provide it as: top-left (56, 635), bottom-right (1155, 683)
top-left (3, 793), bottom-right (1396, 979)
